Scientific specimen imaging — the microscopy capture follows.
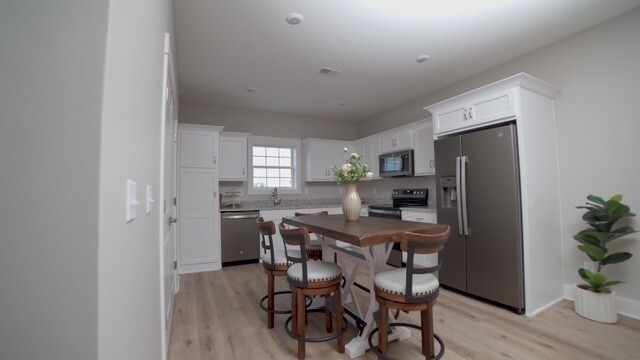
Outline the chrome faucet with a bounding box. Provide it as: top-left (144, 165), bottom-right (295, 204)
top-left (271, 187), bottom-right (281, 205)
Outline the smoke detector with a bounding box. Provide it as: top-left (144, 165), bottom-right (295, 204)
top-left (286, 13), bottom-right (303, 25)
top-left (416, 54), bottom-right (431, 63)
top-left (317, 67), bottom-right (342, 78)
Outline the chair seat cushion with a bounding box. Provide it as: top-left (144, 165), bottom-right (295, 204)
top-left (288, 261), bottom-right (342, 283)
top-left (263, 249), bottom-right (300, 266)
top-left (374, 268), bottom-right (439, 297)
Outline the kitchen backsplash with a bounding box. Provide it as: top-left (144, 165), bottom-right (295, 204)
top-left (220, 175), bottom-right (436, 209)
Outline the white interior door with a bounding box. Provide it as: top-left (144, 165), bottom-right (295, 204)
top-left (160, 33), bottom-right (178, 357)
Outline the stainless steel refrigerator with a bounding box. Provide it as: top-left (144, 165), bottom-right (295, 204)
top-left (435, 123), bottom-right (524, 312)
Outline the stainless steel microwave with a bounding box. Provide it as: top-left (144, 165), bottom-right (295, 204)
top-left (379, 149), bottom-right (414, 177)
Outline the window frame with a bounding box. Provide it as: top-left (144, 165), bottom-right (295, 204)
top-left (247, 135), bottom-right (302, 195)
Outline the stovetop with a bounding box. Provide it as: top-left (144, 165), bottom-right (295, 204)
top-left (368, 188), bottom-right (428, 210)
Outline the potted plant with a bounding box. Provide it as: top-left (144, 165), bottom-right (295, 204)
top-left (573, 194), bottom-right (637, 323)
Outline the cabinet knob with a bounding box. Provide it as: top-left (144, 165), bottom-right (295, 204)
top-left (168, 216), bottom-right (178, 224)
top-left (469, 107), bottom-right (473, 119)
top-left (463, 108), bottom-right (468, 120)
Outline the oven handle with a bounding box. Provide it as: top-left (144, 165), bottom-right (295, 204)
top-left (367, 208), bottom-right (401, 217)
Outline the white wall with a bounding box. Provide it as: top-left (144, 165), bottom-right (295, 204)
top-left (181, 103), bottom-right (358, 140)
top-left (358, 8), bottom-right (640, 315)
top-left (0, 0), bottom-right (178, 359)
top-left (98, 1), bottom-right (175, 359)
top-left (0, 1), bottom-right (107, 359)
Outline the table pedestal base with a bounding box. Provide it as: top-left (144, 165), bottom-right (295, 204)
top-left (345, 326), bottom-right (411, 358)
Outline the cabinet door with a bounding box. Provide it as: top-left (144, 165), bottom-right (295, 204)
top-left (178, 168), bottom-right (218, 267)
top-left (380, 129), bottom-right (413, 153)
top-left (353, 137), bottom-right (380, 178)
top-left (305, 140), bottom-right (352, 181)
top-left (219, 136), bottom-right (247, 181)
top-left (469, 88), bottom-right (516, 125)
top-left (413, 121), bottom-right (435, 176)
top-left (432, 102), bottom-right (468, 136)
top-left (179, 128), bottom-right (218, 168)
top-left (432, 88), bottom-right (517, 136)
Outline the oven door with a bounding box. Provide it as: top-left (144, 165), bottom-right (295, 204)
top-left (367, 207), bottom-right (401, 219)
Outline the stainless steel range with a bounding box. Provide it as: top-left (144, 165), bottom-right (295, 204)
top-left (368, 188), bottom-right (428, 266)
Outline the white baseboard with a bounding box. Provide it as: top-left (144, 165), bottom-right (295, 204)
top-left (563, 284), bottom-right (640, 321)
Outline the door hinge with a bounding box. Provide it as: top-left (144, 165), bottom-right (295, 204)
top-left (173, 197), bottom-right (177, 206)
top-left (174, 261), bottom-right (177, 270)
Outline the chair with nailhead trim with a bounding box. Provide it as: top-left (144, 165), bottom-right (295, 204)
top-left (368, 224), bottom-right (450, 360)
top-left (279, 222), bottom-right (346, 360)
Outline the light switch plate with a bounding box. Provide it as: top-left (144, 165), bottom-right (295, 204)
top-left (126, 179), bottom-right (139, 223)
top-left (146, 185), bottom-right (154, 214)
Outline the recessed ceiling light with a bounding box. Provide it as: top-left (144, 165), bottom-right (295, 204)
top-left (245, 87), bottom-right (255, 92)
top-left (416, 55), bottom-right (431, 63)
top-left (286, 13), bottom-right (303, 25)
top-left (338, 101), bottom-right (347, 106)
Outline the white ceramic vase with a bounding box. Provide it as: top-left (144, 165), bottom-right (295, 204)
top-left (574, 284), bottom-right (617, 323)
top-left (342, 183), bottom-right (361, 221)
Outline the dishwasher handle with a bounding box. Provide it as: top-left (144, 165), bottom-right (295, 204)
top-left (221, 211), bottom-right (260, 220)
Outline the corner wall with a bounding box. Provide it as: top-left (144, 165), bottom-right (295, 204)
top-left (98, 0), bottom-right (176, 359)
top-left (358, 8), bottom-right (640, 317)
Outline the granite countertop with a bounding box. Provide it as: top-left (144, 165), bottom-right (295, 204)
top-left (220, 198), bottom-right (383, 212)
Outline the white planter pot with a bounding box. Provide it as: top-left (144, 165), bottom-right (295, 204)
top-left (574, 284), bottom-right (617, 323)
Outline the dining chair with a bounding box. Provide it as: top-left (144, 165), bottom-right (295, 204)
top-left (368, 224), bottom-right (450, 360)
top-left (257, 217), bottom-right (309, 329)
top-left (278, 222), bottom-right (346, 360)
top-left (294, 211), bottom-right (329, 261)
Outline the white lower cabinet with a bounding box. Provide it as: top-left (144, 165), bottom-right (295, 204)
top-left (402, 209), bottom-right (438, 268)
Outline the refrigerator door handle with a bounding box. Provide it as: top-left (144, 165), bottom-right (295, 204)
top-left (460, 155), bottom-right (469, 235)
top-left (456, 156), bottom-right (464, 235)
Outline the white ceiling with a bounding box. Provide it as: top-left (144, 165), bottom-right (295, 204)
top-left (173, 0), bottom-right (640, 122)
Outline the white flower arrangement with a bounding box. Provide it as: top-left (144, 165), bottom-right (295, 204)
top-left (333, 148), bottom-right (373, 185)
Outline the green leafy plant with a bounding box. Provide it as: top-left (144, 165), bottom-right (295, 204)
top-left (332, 149), bottom-right (373, 185)
top-left (574, 194), bottom-right (637, 293)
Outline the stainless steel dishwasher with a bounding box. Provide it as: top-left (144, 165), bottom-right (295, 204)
top-left (221, 210), bottom-right (261, 266)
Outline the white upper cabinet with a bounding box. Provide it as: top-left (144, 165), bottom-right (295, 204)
top-left (219, 132), bottom-right (249, 181)
top-left (303, 138), bottom-right (353, 181)
top-left (426, 73), bottom-right (560, 138)
top-left (412, 120), bottom-right (435, 176)
top-left (379, 128), bottom-right (413, 154)
top-left (353, 136), bottom-right (380, 179)
top-left (178, 124), bottom-right (220, 168)
top-left (429, 89), bottom-right (516, 136)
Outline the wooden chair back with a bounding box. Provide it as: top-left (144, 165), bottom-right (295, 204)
top-left (401, 224), bottom-right (451, 304)
top-left (278, 222), bottom-right (313, 287)
top-left (257, 217), bottom-right (278, 270)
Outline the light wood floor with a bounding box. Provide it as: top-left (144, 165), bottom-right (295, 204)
top-left (168, 262), bottom-right (640, 359)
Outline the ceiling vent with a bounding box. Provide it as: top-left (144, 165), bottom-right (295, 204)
top-left (317, 67), bottom-right (342, 78)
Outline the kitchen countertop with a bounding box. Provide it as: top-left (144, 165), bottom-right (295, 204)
top-left (399, 206), bottom-right (437, 213)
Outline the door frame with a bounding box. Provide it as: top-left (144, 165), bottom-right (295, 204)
top-left (159, 32), bottom-right (178, 359)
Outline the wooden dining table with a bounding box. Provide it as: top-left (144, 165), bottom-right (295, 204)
top-left (282, 214), bottom-right (441, 359)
